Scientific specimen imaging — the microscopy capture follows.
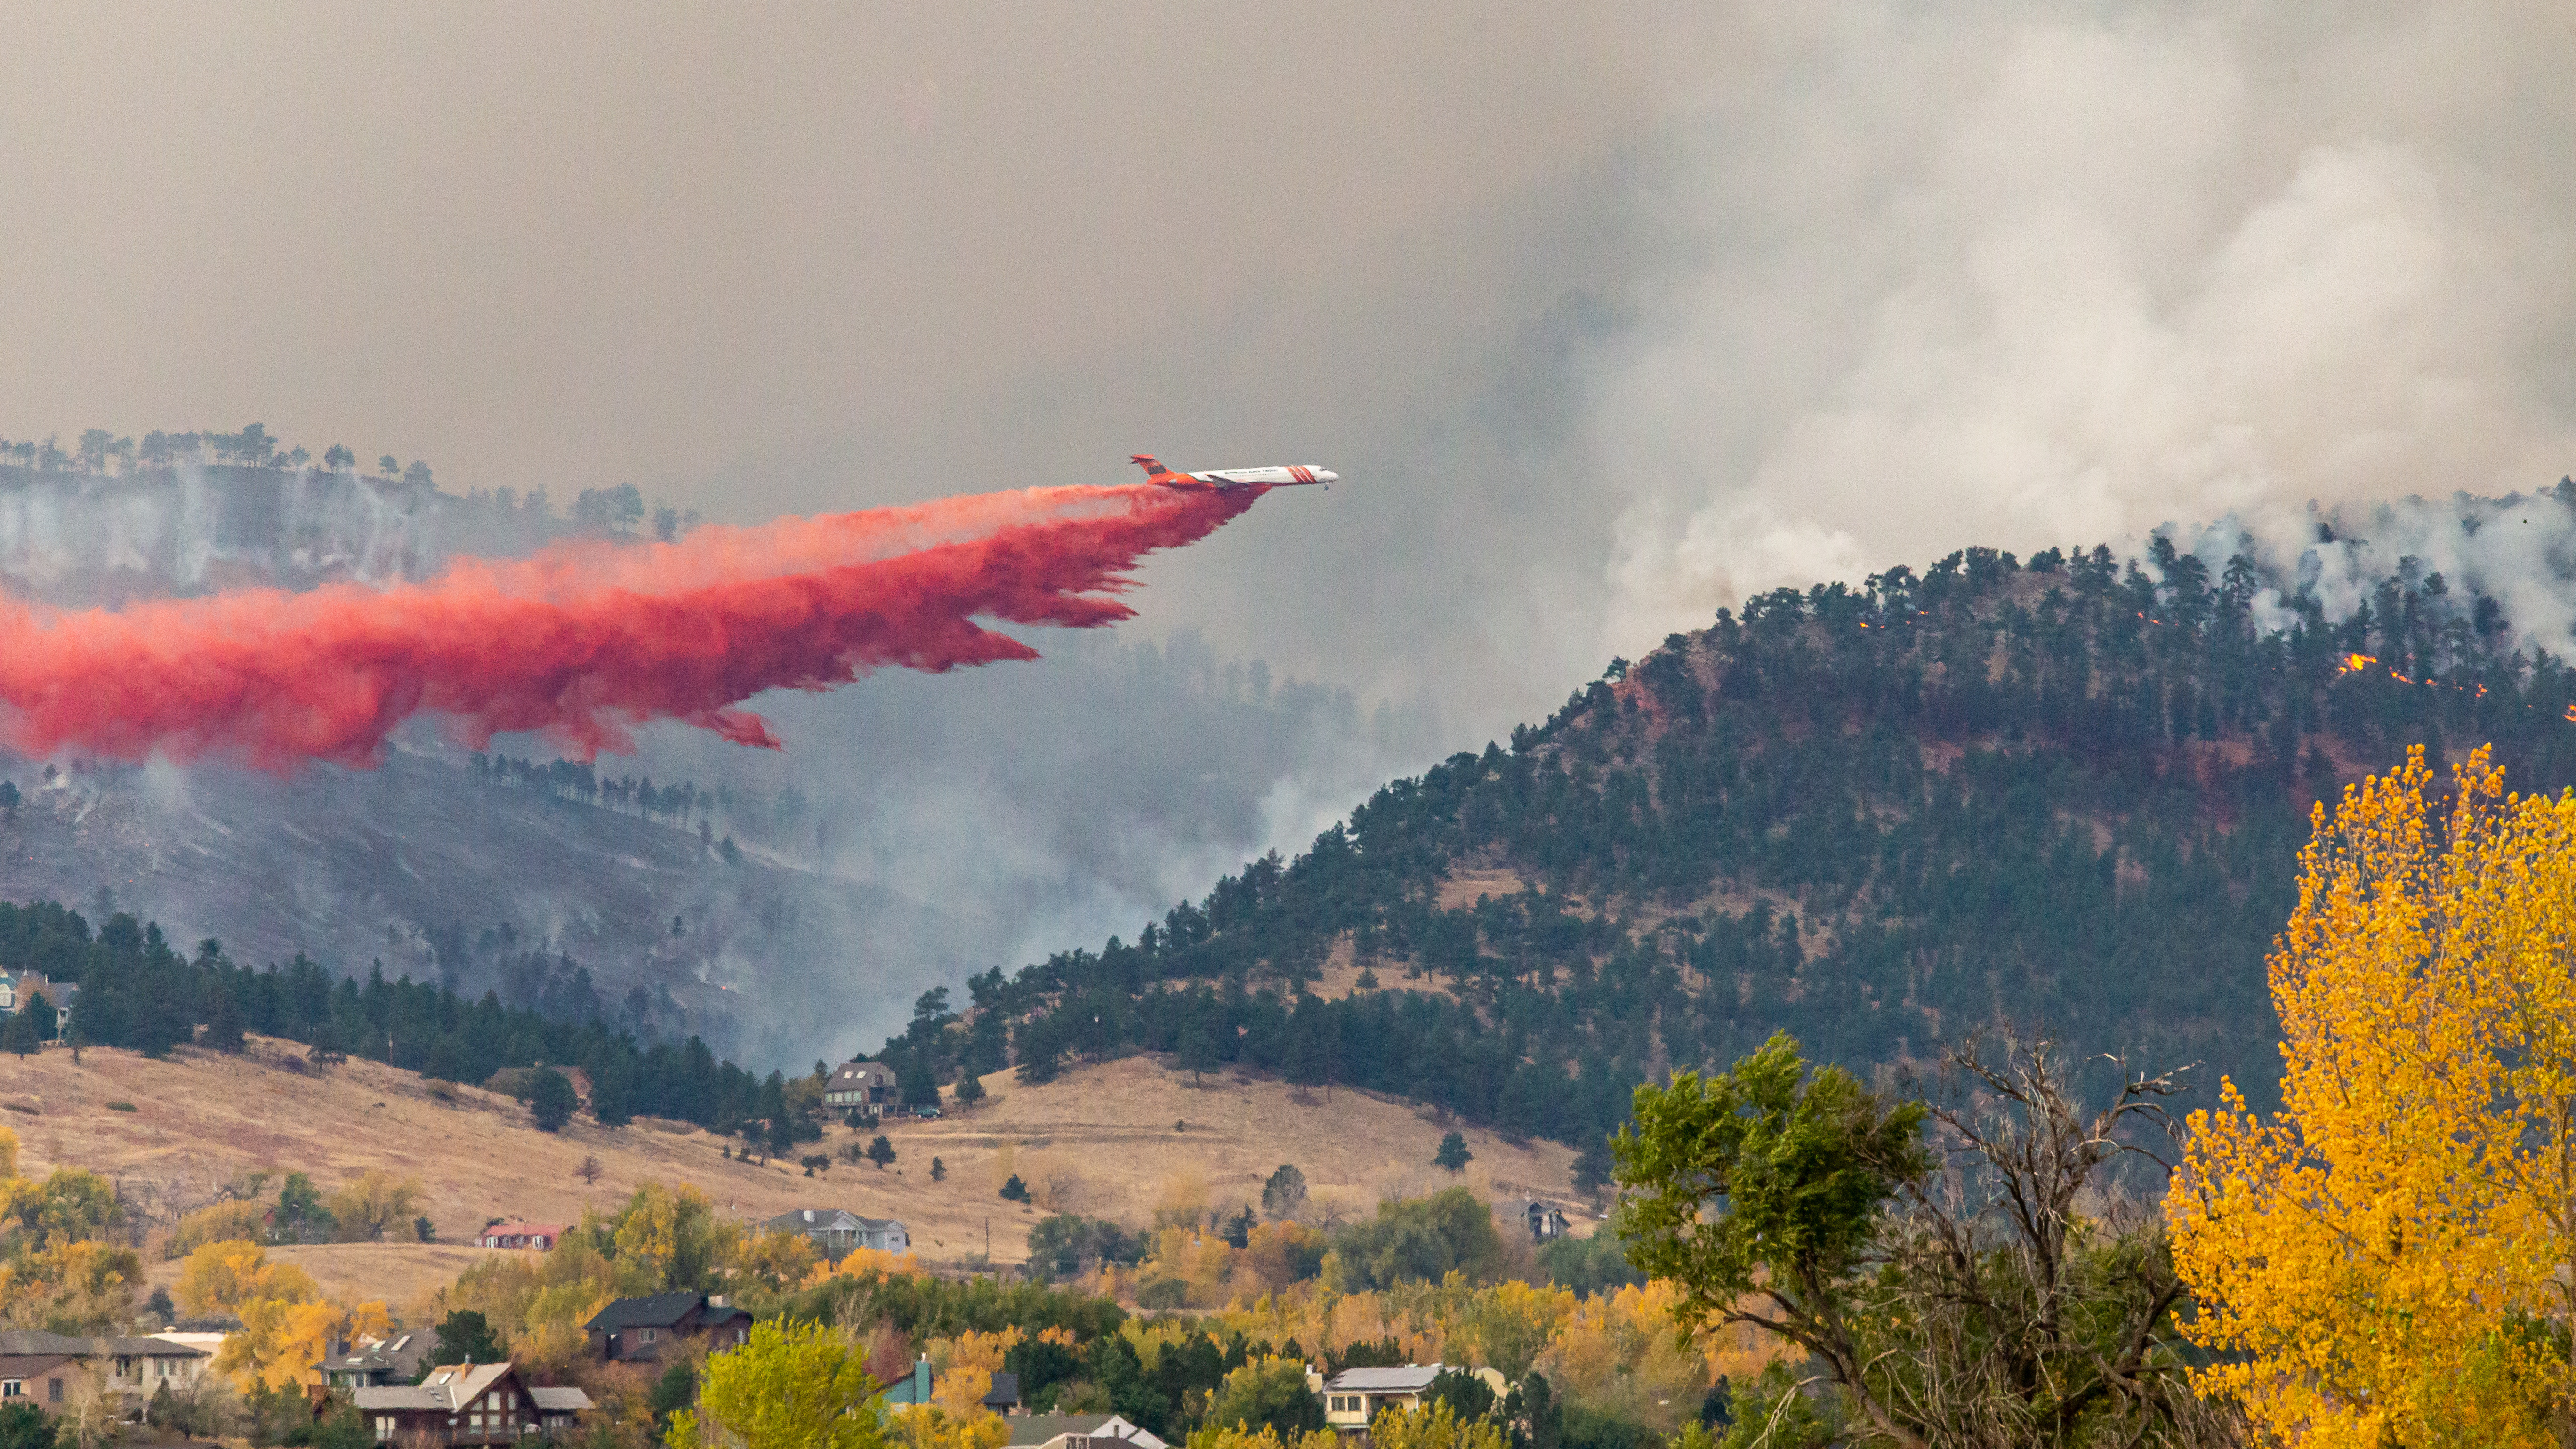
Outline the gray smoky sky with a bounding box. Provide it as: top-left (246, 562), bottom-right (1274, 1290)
top-left (3, 4), bottom-right (2574, 1052)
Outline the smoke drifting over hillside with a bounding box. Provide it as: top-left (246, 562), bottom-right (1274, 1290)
top-left (1594, 3), bottom-right (2576, 653)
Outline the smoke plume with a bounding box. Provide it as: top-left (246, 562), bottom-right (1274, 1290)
top-left (0, 482), bottom-right (1257, 767)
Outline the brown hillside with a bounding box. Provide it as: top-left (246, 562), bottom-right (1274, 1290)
top-left (6, 1038), bottom-right (1579, 1300)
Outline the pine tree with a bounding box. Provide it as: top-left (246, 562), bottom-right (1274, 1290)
top-left (1434, 1131), bottom-right (1473, 1173)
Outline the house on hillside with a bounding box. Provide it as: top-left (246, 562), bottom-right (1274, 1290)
top-left (475, 1222), bottom-right (566, 1250)
top-left (763, 1208), bottom-right (908, 1260)
top-left (0, 972), bottom-right (73, 1035)
top-left (581, 1293), bottom-right (750, 1363)
top-left (0, 1330), bottom-right (210, 1414)
top-left (1311, 1365), bottom-right (1507, 1435)
top-left (1521, 1202), bottom-right (1570, 1241)
top-left (350, 1361), bottom-right (591, 1443)
top-left (822, 1060), bottom-right (898, 1117)
top-left (1002, 1414), bottom-right (1166, 1449)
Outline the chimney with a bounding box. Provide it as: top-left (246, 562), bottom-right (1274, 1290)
top-left (707, 1295), bottom-right (727, 1308)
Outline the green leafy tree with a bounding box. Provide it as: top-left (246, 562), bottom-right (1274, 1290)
top-left (271, 1172), bottom-right (336, 1243)
top-left (1261, 1164), bottom-right (1307, 1221)
top-left (1329, 1188), bottom-right (1506, 1291)
top-left (1617, 1032), bottom-right (2223, 1449)
top-left (0, 1402), bottom-right (58, 1449)
top-left (2, 1006), bottom-right (39, 1060)
top-left (1203, 1357), bottom-right (1325, 1438)
top-left (1433, 1131), bottom-right (1473, 1173)
top-left (665, 1318), bottom-right (885, 1449)
top-left (434, 1309), bottom-right (505, 1365)
top-left (648, 1361), bottom-right (698, 1433)
top-left (530, 1068), bottom-right (577, 1132)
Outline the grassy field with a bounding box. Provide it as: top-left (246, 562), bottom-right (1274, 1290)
top-left (8, 1036), bottom-right (1580, 1301)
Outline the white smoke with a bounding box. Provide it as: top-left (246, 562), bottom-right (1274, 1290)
top-left (1594, 1), bottom-right (2576, 649)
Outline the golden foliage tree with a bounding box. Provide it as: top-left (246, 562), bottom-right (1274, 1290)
top-left (322, 1170), bottom-right (424, 1242)
top-left (1186, 1425), bottom-right (1340, 1449)
top-left (176, 1239), bottom-right (317, 1317)
top-left (1366, 1401), bottom-right (1511, 1449)
top-left (2173, 747), bottom-right (2576, 1445)
top-left (169, 1200), bottom-right (268, 1258)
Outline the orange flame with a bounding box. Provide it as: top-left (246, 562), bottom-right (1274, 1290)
top-left (2340, 652), bottom-right (2377, 675)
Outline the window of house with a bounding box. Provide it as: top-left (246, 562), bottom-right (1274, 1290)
top-left (48, 1379), bottom-right (63, 1403)
top-left (2, 1381), bottom-right (19, 1398)
top-left (376, 1418), bottom-right (394, 1441)
top-left (640, 1329), bottom-right (656, 1344)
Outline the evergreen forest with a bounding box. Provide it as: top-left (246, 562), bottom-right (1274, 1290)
top-left (878, 515), bottom-right (2576, 1156)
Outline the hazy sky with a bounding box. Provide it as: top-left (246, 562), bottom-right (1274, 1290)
top-left (5, 2), bottom-right (2573, 748)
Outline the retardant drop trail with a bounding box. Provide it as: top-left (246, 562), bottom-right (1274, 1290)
top-left (0, 482), bottom-right (1263, 767)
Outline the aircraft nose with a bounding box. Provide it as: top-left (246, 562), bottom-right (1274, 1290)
top-left (1317, 469), bottom-right (1338, 483)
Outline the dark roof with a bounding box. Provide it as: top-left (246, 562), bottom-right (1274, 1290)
top-left (582, 1293), bottom-right (752, 1333)
top-left (984, 1371), bottom-right (1020, 1408)
top-left (583, 1293), bottom-right (703, 1332)
top-left (0, 1331), bottom-right (205, 1359)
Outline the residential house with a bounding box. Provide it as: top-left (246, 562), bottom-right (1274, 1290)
top-left (475, 1222), bottom-right (567, 1251)
top-left (0, 972), bottom-right (73, 1035)
top-left (762, 1208), bottom-right (908, 1260)
top-left (822, 1060), bottom-right (898, 1116)
top-left (1310, 1365), bottom-right (1507, 1435)
top-left (350, 1361), bottom-right (591, 1443)
top-left (876, 1359), bottom-right (1019, 1415)
top-left (314, 1332), bottom-right (436, 1390)
top-left (0, 1331), bottom-right (209, 1413)
top-left (1521, 1202), bottom-right (1570, 1242)
top-left (0, 1353), bottom-right (76, 1413)
top-left (1001, 1414), bottom-right (1166, 1449)
top-left (580, 1293), bottom-right (751, 1363)
top-left (878, 1358), bottom-right (934, 1408)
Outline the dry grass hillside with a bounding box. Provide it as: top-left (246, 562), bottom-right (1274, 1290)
top-left (4, 1037), bottom-right (1579, 1303)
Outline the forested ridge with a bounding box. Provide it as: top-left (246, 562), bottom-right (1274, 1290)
top-left (0, 900), bottom-right (810, 1141)
top-left (896, 518), bottom-right (2576, 1157)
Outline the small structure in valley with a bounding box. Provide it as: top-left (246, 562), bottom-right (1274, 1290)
top-left (475, 1222), bottom-right (567, 1250)
top-left (761, 1207), bottom-right (908, 1260)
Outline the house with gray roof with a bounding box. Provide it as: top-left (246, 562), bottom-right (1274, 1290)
top-left (0, 1330), bottom-right (208, 1409)
top-left (1310, 1365), bottom-right (1507, 1435)
top-left (1001, 1414), bottom-right (1166, 1449)
top-left (763, 1207), bottom-right (908, 1260)
top-left (350, 1361), bottom-right (591, 1443)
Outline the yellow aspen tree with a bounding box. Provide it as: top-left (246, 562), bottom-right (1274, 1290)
top-left (2170, 746), bottom-right (2576, 1447)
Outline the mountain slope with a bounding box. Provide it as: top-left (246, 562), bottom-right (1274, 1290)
top-left (0, 748), bottom-right (962, 1061)
top-left (3, 1037), bottom-right (1573, 1294)
top-left (937, 529), bottom-right (2576, 1149)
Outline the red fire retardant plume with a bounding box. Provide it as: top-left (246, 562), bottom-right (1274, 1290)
top-left (0, 482), bottom-right (1262, 767)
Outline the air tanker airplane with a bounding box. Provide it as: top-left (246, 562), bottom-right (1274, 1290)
top-left (1132, 455), bottom-right (1336, 490)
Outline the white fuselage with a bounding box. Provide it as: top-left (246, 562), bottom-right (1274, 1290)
top-left (1186, 465), bottom-right (1335, 487)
